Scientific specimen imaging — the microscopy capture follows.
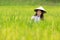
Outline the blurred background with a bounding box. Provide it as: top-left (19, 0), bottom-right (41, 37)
top-left (0, 0), bottom-right (60, 6)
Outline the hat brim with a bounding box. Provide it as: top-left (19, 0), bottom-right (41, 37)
top-left (34, 9), bottom-right (46, 13)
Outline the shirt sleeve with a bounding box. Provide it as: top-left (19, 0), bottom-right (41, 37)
top-left (31, 16), bottom-right (35, 20)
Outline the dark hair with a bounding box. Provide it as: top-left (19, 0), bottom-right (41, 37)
top-left (34, 10), bottom-right (45, 20)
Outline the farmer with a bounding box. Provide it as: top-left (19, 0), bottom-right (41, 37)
top-left (31, 6), bottom-right (46, 22)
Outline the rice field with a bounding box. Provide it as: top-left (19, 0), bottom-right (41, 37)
top-left (0, 6), bottom-right (60, 40)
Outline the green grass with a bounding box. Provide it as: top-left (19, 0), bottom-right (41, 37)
top-left (0, 6), bottom-right (60, 40)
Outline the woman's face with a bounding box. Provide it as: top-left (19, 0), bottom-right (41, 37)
top-left (36, 10), bottom-right (42, 16)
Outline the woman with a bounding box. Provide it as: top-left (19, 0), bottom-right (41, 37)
top-left (31, 6), bottom-right (46, 22)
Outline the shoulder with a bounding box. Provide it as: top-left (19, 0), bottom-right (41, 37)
top-left (32, 16), bottom-right (35, 18)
